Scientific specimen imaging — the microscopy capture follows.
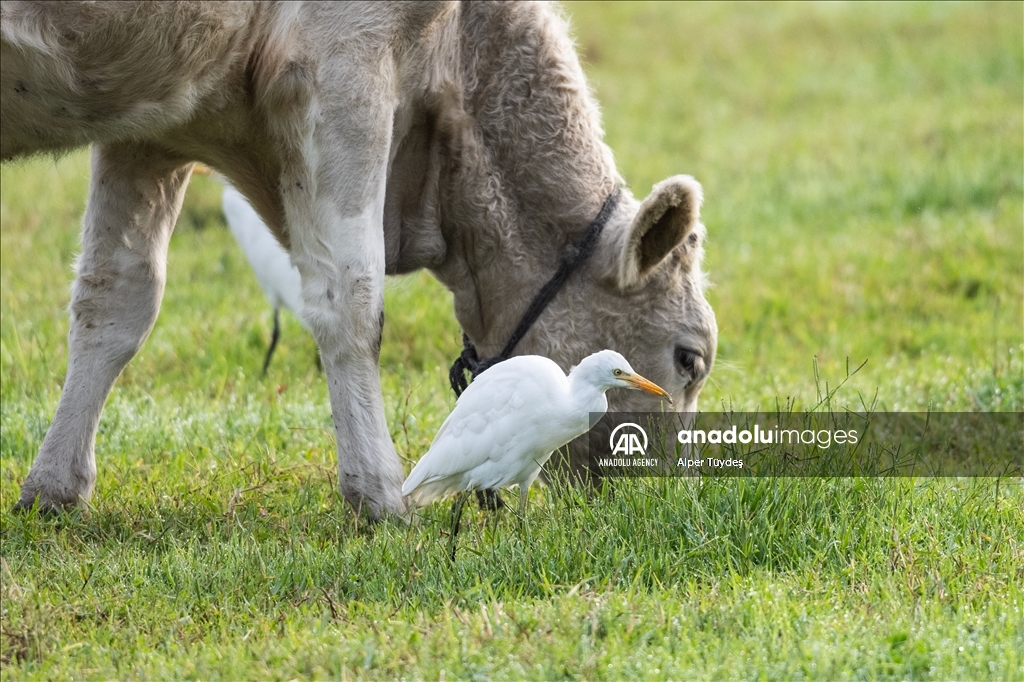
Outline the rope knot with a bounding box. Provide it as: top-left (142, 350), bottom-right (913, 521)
top-left (448, 333), bottom-right (480, 397)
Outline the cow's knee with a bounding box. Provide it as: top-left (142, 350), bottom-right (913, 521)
top-left (68, 262), bottom-right (164, 365)
top-left (300, 265), bottom-right (385, 362)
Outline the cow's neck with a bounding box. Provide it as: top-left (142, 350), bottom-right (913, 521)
top-left (433, 1), bottom-right (621, 358)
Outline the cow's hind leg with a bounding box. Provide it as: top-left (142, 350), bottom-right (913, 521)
top-left (15, 143), bottom-right (190, 512)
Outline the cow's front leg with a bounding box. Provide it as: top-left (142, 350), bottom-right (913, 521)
top-left (15, 143), bottom-right (190, 511)
top-left (281, 106), bottom-right (406, 520)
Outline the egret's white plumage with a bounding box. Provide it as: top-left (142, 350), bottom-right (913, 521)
top-left (402, 350), bottom-right (671, 513)
top-left (222, 185), bottom-right (305, 319)
top-left (219, 183), bottom-right (310, 373)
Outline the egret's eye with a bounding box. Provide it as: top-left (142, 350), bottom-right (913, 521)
top-left (613, 369), bottom-right (623, 377)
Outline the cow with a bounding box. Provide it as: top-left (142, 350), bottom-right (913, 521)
top-left (0, 1), bottom-right (717, 519)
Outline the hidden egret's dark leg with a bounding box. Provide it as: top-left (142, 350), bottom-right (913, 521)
top-left (476, 488), bottom-right (505, 511)
top-left (261, 308), bottom-right (281, 376)
top-left (448, 490), bottom-right (471, 562)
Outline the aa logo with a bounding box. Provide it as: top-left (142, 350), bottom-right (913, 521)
top-left (609, 422), bottom-right (648, 456)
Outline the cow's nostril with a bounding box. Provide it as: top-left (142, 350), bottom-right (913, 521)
top-left (674, 346), bottom-right (702, 380)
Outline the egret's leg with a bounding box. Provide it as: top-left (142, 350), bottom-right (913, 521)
top-left (448, 490), bottom-right (471, 562)
top-left (516, 466), bottom-right (545, 524)
top-left (261, 307), bottom-right (281, 376)
top-left (476, 489), bottom-right (505, 511)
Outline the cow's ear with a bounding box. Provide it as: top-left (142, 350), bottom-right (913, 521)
top-left (618, 175), bottom-right (702, 288)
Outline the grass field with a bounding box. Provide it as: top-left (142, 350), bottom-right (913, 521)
top-left (2, 1), bottom-right (1022, 679)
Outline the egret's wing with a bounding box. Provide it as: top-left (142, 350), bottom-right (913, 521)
top-left (405, 370), bottom-right (526, 485)
top-left (428, 355), bottom-right (552, 448)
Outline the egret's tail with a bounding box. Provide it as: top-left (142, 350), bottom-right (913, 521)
top-left (402, 476), bottom-right (461, 508)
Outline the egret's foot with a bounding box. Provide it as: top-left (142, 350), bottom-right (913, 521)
top-left (448, 490), bottom-right (471, 562)
top-left (475, 488), bottom-right (505, 511)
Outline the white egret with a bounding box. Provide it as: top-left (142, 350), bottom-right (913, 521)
top-left (402, 350), bottom-right (670, 555)
top-left (194, 165), bottom-right (310, 374)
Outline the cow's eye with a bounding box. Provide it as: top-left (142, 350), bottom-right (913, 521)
top-left (675, 347), bottom-right (700, 375)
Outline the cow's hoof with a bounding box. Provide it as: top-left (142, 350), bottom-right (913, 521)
top-left (12, 496), bottom-right (65, 516)
top-left (343, 487), bottom-right (409, 524)
top-left (11, 497), bottom-right (34, 514)
top-left (12, 485), bottom-right (83, 515)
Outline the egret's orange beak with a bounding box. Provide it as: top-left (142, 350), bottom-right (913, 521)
top-left (624, 373), bottom-right (673, 404)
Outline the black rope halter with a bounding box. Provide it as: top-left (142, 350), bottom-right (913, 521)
top-left (448, 188), bottom-right (622, 397)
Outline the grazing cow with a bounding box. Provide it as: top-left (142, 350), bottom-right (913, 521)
top-left (1, 1), bottom-right (717, 519)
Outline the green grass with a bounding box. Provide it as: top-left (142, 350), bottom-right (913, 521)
top-left (2, 1), bottom-right (1022, 678)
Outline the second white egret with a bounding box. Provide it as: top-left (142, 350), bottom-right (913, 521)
top-left (220, 185), bottom-right (309, 375)
top-left (194, 163), bottom-right (312, 375)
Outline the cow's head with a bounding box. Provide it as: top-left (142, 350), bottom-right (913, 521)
top-left (580, 175), bottom-right (717, 415)
top-left (402, 170), bottom-right (717, 417)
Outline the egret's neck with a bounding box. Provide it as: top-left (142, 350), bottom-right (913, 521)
top-left (567, 372), bottom-right (610, 423)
